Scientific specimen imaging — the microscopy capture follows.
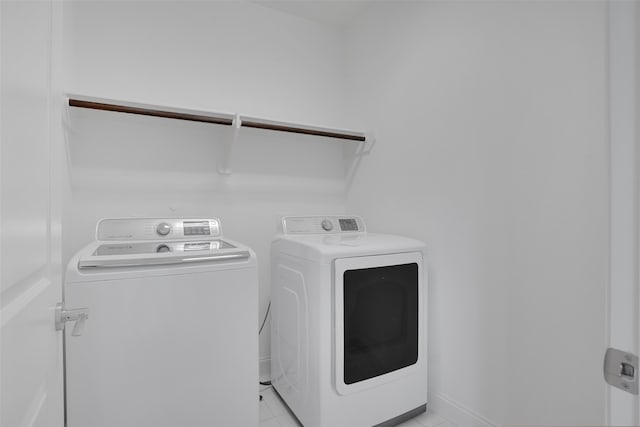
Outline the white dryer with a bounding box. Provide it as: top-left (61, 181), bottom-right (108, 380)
top-left (270, 216), bottom-right (427, 427)
top-left (63, 218), bottom-right (258, 427)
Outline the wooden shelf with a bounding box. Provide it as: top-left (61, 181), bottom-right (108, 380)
top-left (67, 95), bottom-right (235, 126)
top-left (239, 116), bottom-right (366, 142)
top-left (66, 95), bottom-right (373, 174)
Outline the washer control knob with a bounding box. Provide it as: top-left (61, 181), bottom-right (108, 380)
top-left (321, 219), bottom-right (334, 232)
top-left (156, 244), bottom-right (171, 253)
top-left (156, 222), bottom-right (171, 236)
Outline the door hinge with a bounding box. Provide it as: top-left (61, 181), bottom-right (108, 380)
top-left (604, 347), bottom-right (638, 395)
top-left (55, 302), bottom-right (89, 336)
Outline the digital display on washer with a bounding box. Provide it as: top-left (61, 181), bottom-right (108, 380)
top-left (183, 221), bottom-right (210, 236)
top-left (339, 218), bottom-right (359, 232)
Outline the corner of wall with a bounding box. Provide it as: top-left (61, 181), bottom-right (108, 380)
top-left (429, 392), bottom-right (499, 427)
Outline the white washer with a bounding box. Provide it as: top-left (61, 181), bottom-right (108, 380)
top-left (271, 216), bottom-right (427, 427)
top-left (64, 218), bottom-right (258, 427)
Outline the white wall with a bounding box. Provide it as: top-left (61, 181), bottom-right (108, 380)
top-left (61, 1), bottom-right (354, 371)
top-left (344, 2), bottom-right (608, 426)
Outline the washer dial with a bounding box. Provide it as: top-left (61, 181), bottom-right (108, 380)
top-left (321, 219), bottom-right (334, 231)
top-left (156, 222), bottom-right (171, 236)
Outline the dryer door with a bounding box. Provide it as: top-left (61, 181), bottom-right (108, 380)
top-left (334, 252), bottom-right (425, 395)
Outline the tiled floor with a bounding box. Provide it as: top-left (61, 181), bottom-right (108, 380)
top-left (258, 386), bottom-right (457, 427)
top-left (259, 387), bottom-right (300, 427)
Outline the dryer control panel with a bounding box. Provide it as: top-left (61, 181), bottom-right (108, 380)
top-left (282, 216), bottom-right (366, 235)
top-left (97, 218), bottom-right (221, 241)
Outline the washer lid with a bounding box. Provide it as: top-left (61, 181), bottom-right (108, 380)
top-left (92, 239), bottom-right (235, 256)
top-left (78, 239), bottom-right (250, 269)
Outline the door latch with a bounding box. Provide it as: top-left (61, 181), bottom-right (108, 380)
top-left (604, 347), bottom-right (638, 395)
top-left (55, 302), bottom-right (89, 336)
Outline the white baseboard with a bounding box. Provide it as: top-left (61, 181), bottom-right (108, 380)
top-left (259, 356), bottom-right (271, 383)
top-left (429, 392), bottom-right (498, 427)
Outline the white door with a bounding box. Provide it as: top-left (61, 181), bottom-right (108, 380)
top-left (0, 1), bottom-right (64, 427)
top-left (608, 0), bottom-right (640, 424)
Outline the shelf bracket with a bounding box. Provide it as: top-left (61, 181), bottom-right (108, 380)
top-left (344, 132), bottom-right (376, 193)
top-left (359, 132), bottom-right (376, 154)
top-left (218, 114), bottom-right (241, 175)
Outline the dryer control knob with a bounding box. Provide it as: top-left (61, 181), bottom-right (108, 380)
top-left (321, 219), bottom-right (334, 231)
top-left (156, 222), bottom-right (171, 236)
top-left (156, 244), bottom-right (171, 253)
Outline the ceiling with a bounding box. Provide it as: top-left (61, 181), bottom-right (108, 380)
top-left (252, 0), bottom-right (372, 28)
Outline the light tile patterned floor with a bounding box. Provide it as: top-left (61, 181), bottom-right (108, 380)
top-left (258, 387), bottom-right (456, 427)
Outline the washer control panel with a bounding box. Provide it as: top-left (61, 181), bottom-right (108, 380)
top-left (97, 218), bottom-right (221, 241)
top-left (282, 216), bottom-right (365, 235)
